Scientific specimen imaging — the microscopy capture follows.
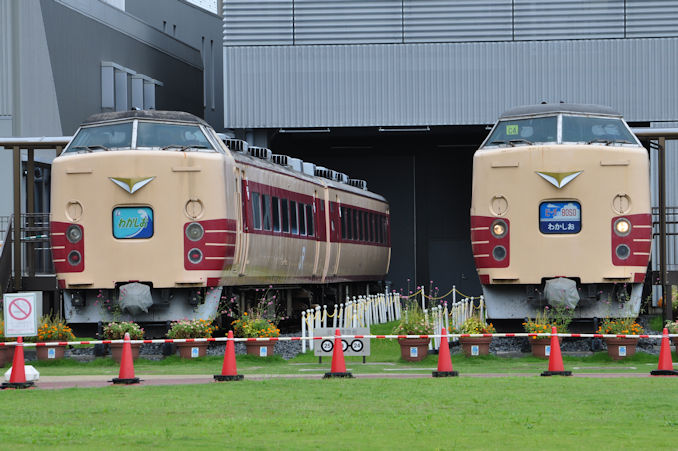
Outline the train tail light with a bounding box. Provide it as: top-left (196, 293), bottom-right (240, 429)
top-left (67, 250), bottom-right (82, 266)
top-left (492, 245), bottom-right (507, 261)
top-left (615, 244), bottom-right (630, 260)
top-left (187, 248), bottom-right (203, 264)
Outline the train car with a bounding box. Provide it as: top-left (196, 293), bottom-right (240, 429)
top-left (50, 110), bottom-right (390, 332)
top-left (470, 103), bottom-right (651, 320)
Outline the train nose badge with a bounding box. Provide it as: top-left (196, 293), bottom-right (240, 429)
top-left (535, 171), bottom-right (583, 189)
top-left (110, 176), bottom-right (155, 194)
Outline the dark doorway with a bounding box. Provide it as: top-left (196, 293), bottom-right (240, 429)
top-left (270, 125), bottom-right (488, 297)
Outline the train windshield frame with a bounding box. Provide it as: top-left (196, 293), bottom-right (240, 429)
top-left (481, 114), bottom-right (641, 148)
top-left (63, 120), bottom-right (219, 154)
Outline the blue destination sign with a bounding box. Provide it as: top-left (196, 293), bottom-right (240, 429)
top-left (539, 201), bottom-right (581, 234)
top-left (113, 207), bottom-right (154, 239)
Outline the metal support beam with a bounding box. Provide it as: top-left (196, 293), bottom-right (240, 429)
top-left (658, 138), bottom-right (672, 322)
top-left (13, 146), bottom-right (21, 291)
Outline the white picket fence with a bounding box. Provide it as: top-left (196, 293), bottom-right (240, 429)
top-left (300, 288), bottom-right (485, 352)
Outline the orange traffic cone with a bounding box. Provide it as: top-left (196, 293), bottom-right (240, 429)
top-left (323, 328), bottom-right (353, 379)
top-left (651, 328), bottom-right (678, 376)
top-left (214, 330), bottom-right (244, 381)
top-left (541, 326), bottom-right (572, 376)
top-left (1, 337), bottom-right (34, 389)
top-left (111, 332), bottom-right (140, 385)
top-left (433, 328), bottom-right (458, 377)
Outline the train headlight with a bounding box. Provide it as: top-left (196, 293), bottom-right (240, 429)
top-left (491, 219), bottom-right (508, 239)
top-left (615, 244), bottom-right (630, 260)
top-left (187, 248), bottom-right (203, 264)
top-left (492, 245), bottom-right (507, 261)
top-left (186, 222), bottom-right (204, 241)
top-left (66, 224), bottom-right (83, 243)
top-left (614, 218), bottom-right (631, 236)
top-left (67, 250), bottom-right (82, 266)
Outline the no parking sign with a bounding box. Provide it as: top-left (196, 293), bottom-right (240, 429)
top-left (3, 292), bottom-right (40, 337)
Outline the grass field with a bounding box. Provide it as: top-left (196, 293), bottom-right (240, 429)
top-left (1, 378), bottom-right (677, 449)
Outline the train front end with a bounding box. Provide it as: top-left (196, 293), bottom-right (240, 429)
top-left (50, 111), bottom-right (235, 330)
top-left (471, 104), bottom-right (651, 320)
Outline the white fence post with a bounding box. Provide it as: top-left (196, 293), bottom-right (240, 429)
top-left (307, 309), bottom-right (314, 351)
top-left (301, 310), bottom-right (307, 353)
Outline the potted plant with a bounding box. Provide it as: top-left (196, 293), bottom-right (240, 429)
top-left (102, 321), bottom-right (144, 362)
top-left (392, 302), bottom-right (433, 362)
top-left (35, 315), bottom-right (75, 360)
top-left (522, 306), bottom-right (572, 358)
top-left (597, 317), bottom-right (643, 360)
top-left (167, 319), bottom-right (216, 358)
top-left (664, 320), bottom-right (678, 353)
top-left (459, 316), bottom-right (496, 356)
top-left (231, 299), bottom-right (282, 357)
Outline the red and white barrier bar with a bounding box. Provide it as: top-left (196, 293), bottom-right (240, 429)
top-left (0, 332), bottom-right (675, 347)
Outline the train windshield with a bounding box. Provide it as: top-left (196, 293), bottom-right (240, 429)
top-left (561, 115), bottom-right (638, 145)
top-left (64, 122), bottom-right (133, 153)
top-left (136, 122), bottom-right (214, 151)
top-left (484, 116), bottom-right (558, 147)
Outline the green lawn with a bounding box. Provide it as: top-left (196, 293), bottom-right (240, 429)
top-left (1, 378), bottom-right (676, 449)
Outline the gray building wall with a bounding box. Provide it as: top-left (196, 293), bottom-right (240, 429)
top-left (125, 0), bottom-right (224, 130)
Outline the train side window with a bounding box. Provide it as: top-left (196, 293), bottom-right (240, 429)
top-left (363, 212), bottom-right (368, 242)
top-left (298, 203), bottom-right (306, 236)
top-left (281, 199), bottom-right (289, 233)
top-left (272, 196), bottom-right (281, 232)
top-left (262, 194), bottom-right (271, 231)
top-left (369, 213), bottom-right (374, 242)
top-left (252, 192), bottom-right (262, 230)
top-left (377, 215), bottom-right (383, 243)
top-left (358, 210), bottom-right (363, 241)
top-left (306, 204), bottom-right (314, 237)
top-left (347, 208), bottom-right (353, 240)
top-left (382, 216), bottom-right (387, 244)
top-left (340, 207), bottom-right (346, 239)
top-left (290, 200), bottom-right (298, 234)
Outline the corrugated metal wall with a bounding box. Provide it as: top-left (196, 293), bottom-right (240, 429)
top-left (224, 38), bottom-right (678, 128)
top-left (651, 122), bottom-right (678, 273)
top-left (0, 1), bottom-right (12, 117)
top-left (223, 0), bottom-right (678, 45)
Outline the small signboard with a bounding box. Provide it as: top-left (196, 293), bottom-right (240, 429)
top-left (314, 327), bottom-right (370, 357)
top-left (3, 292), bottom-right (41, 337)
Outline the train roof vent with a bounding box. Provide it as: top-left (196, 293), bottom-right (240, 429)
top-left (334, 172), bottom-right (348, 183)
top-left (248, 146), bottom-right (272, 161)
top-left (348, 179), bottom-right (368, 190)
top-left (272, 154), bottom-right (289, 166)
top-left (314, 166), bottom-right (336, 180)
top-left (302, 162), bottom-right (315, 176)
top-left (223, 138), bottom-right (248, 153)
top-left (287, 157), bottom-right (303, 172)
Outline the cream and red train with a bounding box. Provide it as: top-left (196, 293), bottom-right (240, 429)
top-left (471, 104), bottom-right (651, 320)
top-left (50, 110), bottom-right (390, 329)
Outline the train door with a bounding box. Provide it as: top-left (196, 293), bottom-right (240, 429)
top-left (312, 189), bottom-right (324, 279)
top-left (237, 171), bottom-right (251, 276)
top-left (329, 194), bottom-right (341, 278)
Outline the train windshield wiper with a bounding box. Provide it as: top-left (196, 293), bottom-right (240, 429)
top-left (587, 138), bottom-right (611, 145)
top-left (161, 145), bottom-right (208, 151)
top-left (69, 145), bottom-right (110, 152)
top-left (489, 140), bottom-right (509, 146)
top-left (509, 139), bottom-right (533, 146)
